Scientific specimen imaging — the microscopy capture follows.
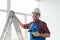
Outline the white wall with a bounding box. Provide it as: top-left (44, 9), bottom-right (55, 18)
top-left (40, 0), bottom-right (60, 40)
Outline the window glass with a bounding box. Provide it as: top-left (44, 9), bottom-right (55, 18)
top-left (0, 12), bottom-right (6, 37)
top-left (0, 0), bottom-right (7, 10)
top-left (11, 0), bottom-right (38, 14)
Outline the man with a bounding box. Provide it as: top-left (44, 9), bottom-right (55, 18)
top-left (16, 8), bottom-right (50, 40)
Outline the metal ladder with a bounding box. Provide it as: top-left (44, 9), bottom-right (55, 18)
top-left (0, 11), bottom-right (24, 40)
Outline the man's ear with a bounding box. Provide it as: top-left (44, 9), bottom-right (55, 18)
top-left (37, 13), bottom-right (40, 17)
top-left (38, 14), bottom-right (40, 17)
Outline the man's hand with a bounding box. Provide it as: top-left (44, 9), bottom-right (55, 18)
top-left (32, 31), bottom-right (40, 36)
top-left (33, 31), bottom-right (50, 37)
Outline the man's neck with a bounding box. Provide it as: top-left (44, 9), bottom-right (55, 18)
top-left (33, 19), bottom-right (39, 22)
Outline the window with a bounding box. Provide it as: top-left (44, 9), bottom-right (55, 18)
top-left (27, 16), bottom-right (32, 23)
top-left (0, 0), bottom-right (7, 10)
top-left (11, 0), bottom-right (38, 14)
top-left (0, 12), bottom-right (6, 37)
top-left (0, 0), bottom-right (48, 40)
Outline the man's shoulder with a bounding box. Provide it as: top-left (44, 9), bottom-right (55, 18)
top-left (29, 20), bottom-right (47, 25)
top-left (39, 20), bottom-right (47, 25)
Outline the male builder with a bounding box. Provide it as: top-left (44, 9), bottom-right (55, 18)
top-left (16, 8), bottom-right (50, 40)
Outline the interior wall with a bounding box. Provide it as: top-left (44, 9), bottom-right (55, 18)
top-left (40, 0), bottom-right (60, 40)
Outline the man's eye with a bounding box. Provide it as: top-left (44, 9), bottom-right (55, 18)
top-left (33, 14), bottom-right (35, 15)
top-left (36, 14), bottom-right (37, 15)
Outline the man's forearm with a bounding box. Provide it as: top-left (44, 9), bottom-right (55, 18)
top-left (16, 17), bottom-right (24, 27)
top-left (33, 31), bottom-right (50, 37)
top-left (40, 33), bottom-right (50, 37)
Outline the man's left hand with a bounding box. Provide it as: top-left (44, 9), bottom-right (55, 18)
top-left (32, 31), bottom-right (40, 36)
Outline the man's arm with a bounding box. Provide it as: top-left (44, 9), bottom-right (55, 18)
top-left (16, 17), bottom-right (30, 29)
top-left (33, 31), bottom-right (50, 37)
top-left (16, 17), bottom-right (24, 28)
top-left (33, 22), bottom-right (50, 37)
top-left (40, 22), bottom-right (50, 37)
top-left (40, 33), bottom-right (50, 37)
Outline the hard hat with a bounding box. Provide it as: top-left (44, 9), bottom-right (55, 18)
top-left (32, 8), bottom-right (40, 13)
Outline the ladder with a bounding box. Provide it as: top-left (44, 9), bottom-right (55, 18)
top-left (0, 11), bottom-right (24, 40)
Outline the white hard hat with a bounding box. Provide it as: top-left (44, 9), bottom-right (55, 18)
top-left (32, 8), bottom-right (40, 13)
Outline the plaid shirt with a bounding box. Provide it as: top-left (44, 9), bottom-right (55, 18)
top-left (23, 20), bottom-right (50, 34)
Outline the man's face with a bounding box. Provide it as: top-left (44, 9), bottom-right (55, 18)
top-left (32, 12), bottom-right (40, 21)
